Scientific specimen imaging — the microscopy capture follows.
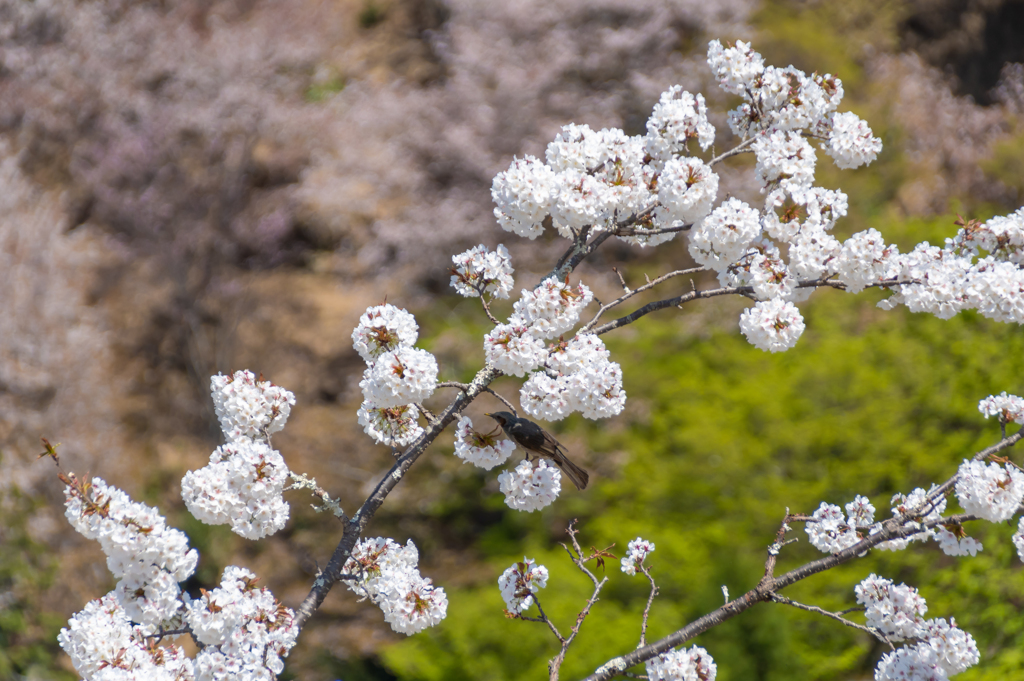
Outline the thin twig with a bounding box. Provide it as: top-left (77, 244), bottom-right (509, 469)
top-left (548, 522), bottom-right (609, 681)
top-left (612, 267), bottom-right (631, 293)
top-left (708, 137), bottom-right (755, 166)
top-left (436, 382), bottom-right (519, 416)
top-left (613, 223), bottom-right (692, 238)
top-left (528, 594), bottom-right (565, 643)
top-left (580, 267), bottom-right (707, 333)
top-left (770, 594), bottom-right (896, 650)
top-left (638, 565), bottom-right (659, 648)
top-left (478, 292), bottom-right (500, 325)
top-left (588, 277), bottom-right (919, 337)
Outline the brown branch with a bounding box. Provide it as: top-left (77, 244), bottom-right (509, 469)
top-left (637, 565), bottom-right (659, 648)
top-left (522, 594), bottom-right (566, 643)
top-left (708, 137), bottom-right (755, 166)
top-left (550, 228), bottom-right (615, 282)
top-left (549, 522), bottom-right (609, 681)
top-left (589, 277), bottom-right (920, 337)
top-left (292, 364), bottom-right (501, 630)
top-left (580, 267), bottom-right (707, 334)
top-left (579, 445), bottom-right (1009, 681)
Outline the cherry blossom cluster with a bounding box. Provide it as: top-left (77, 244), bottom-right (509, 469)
top-left (453, 416), bottom-right (516, 470)
top-left (351, 303), bottom-right (420, 363)
top-left (353, 304), bottom-right (438, 449)
top-left (978, 391), bottom-right (1024, 425)
top-left (181, 439), bottom-right (291, 539)
top-left (59, 476), bottom-right (300, 679)
top-left (953, 458), bottom-right (1024, 522)
top-left (645, 646), bottom-right (718, 681)
top-left (498, 557), bottom-right (549, 614)
top-left (856, 574), bottom-right (979, 680)
top-left (357, 402), bottom-right (424, 448)
top-left (63, 476), bottom-right (198, 628)
top-left (343, 537), bottom-right (449, 635)
top-left (520, 337), bottom-right (626, 422)
top-left (807, 489), bottom-right (983, 558)
top-left (58, 593), bottom-right (193, 680)
top-left (489, 39), bottom-right (1024, 359)
top-left (497, 459), bottom-right (562, 512)
top-left (482, 276), bottom-right (626, 420)
top-left (181, 371), bottom-right (295, 540)
top-left (487, 38), bottom-right (873, 355)
top-left (187, 566), bottom-right (299, 680)
top-left (620, 537), bottom-right (656, 576)
top-left (450, 243), bottom-right (515, 299)
top-left (490, 81), bottom-right (725, 247)
top-left (805, 496), bottom-right (875, 554)
top-left (211, 369), bottom-right (296, 442)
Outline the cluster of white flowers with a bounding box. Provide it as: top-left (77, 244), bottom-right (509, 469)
top-left (738, 298), bottom-right (806, 353)
top-left (60, 477), bottom-right (302, 679)
top-left (752, 131), bottom-right (816, 196)
top-left (211, 370), bottom-right (296, 442)
top-left (182, 371), bottom-right (295, 540)
top-left (63, 477), bottom-right (198, 627)
top-left (481, 278), bottom-right (625, 422)
top-left (450, 243), bottom-right (515, 299)
top-left (933, 526), bottom-right (983, 558)
top-left (353, 304), bottom-right (437, 442)
top-left (344, 537), bottom-right (448, 635)
top-left (498, 557), bottom-right (549, 614)
top-left (835, 228), bottom-right (899, 294)
top-left (953, 208), bottom-right (1024, 265)
top-left (688, 197), bottom-right (761, 271)
top-left (181, 440), bottom-right (291, 539)
top-left (857, 575), bottom-right (980, 680)
top-left (872, 487), bottom-right (947, 552)
top-left (453, 416), bottom-right (516, 470)
top-left (520, 334), bottom-right (626, 421)
top-left (351, 304), bottom-right (420, 363)
top-left (357, 401), bottom-right (424, 447)
top-left (978, 391), bottom-right (1024, 425)
top-left (645, 646), bottom-right (718, 681)
top-left (856, 574), bottom-right (929, 640)
top-left (484, 323), bottom-right (547, 377)
top-left (646, 86), bottom-right (715, 162)
top-left (708, 40), bottom-right (872, 169)
top-left (360, 347), bottom-right (439, 408)
top-left (58, 594), bottom-right (193, 680)
top-left (491, 91), bottom-right (718, 247)
top-left (825, 111), bottom-right (884, 170)
top-left (806, 489), bottom-right (985, 558)
top-left (510, 278), bottom-right (594, 339)
top-left (487, 38), bottom-right (1024, 360)
top-left (805, 497), bottom-right (874, 554)
top-left (954, 458), bottom-right (1024, 522)
top-left (620, 537), bottom-right (655, 576)
top-left (188, 566), bottom-right (299, 680)
top-left (497, 459), bottom-right (562, 512)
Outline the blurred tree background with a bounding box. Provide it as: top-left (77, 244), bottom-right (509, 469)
top-left (1, 0), bottom-right (1024, 679)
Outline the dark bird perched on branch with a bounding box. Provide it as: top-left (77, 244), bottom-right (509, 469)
top-left (486, 411), bottom-right (589, 490)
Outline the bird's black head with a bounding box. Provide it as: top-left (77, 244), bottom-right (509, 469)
top-left (486, 411), bottom-right (516, 428)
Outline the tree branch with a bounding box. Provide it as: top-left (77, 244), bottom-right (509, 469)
top-left (578, 425), bottom-right (1017, 681)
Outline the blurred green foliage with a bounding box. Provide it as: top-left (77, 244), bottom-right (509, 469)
top-left (0, 488), bottom-right (75, 681)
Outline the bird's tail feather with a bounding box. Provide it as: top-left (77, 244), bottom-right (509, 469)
top-left (553, 451), bottom-right (589, 490)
